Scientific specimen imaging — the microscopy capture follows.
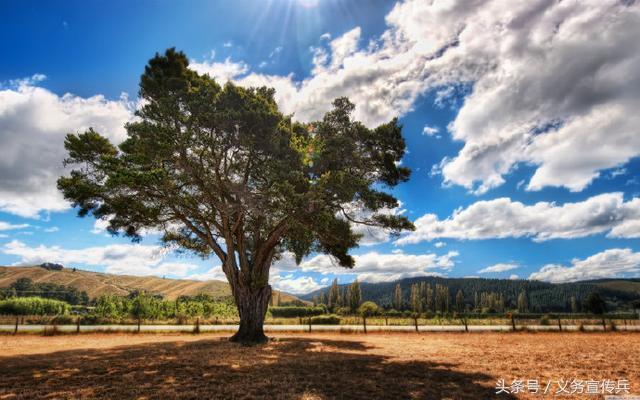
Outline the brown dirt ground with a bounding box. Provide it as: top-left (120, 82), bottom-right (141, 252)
top-left (0, 332), bottom-right (638, 399)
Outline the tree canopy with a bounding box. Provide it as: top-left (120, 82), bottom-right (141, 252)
top-left (57, 48), bottom-right (413, 342)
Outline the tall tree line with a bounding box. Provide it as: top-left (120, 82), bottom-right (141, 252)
top-left (305, 276), bottom-right (640, 312)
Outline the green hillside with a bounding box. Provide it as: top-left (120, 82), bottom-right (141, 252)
top-left (302, 276), bottom-right (640, 312)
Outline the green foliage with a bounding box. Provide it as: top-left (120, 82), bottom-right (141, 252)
top-left (268, 305), bottom-right (327, 318)
top-left (584, 292), bottom-right (607, 314)
top-left (0, 297), bottom-right (70, 315)
top-left (57, 47), bottom-right (413, 293)
top-left (347, 279), bottom-right (361, 313)
top-left (57, 48), bottom-right (414, 341)
top-left (310, 314), bottom-right (340, 325)
top-left (328, 279), bottom-right (340, 310)
top-left (455, 289), bottom-right (465, 313)
top-left (358, 301), bottom-right (380, 317)
top-left (307, 276), bottom-right (640, 313)
top-left (95, 294), bottom-right (130, 318)
top-left (383, 309), bottom-right (401, 317)
top-left (92, 293), bottom-right (238, 320)
top-left (0, 278), bottom-right (89, 305)
top-left (394, 284), bottom-right (402, 310)
top-left (539, 315), bottom-right (550, 325)
top-left (517, 290), bottom-right (529, 313)
top-left (334, 306), bottom-right (351, 316)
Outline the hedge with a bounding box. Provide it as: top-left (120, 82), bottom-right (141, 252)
top-left (310, 314), bottom-right (341, 325)
top-left (269, 305), bottom-right (327, 318)
top-left (0, 297), bottom-right (70, 315)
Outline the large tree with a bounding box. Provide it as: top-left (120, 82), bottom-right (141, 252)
top-left (58, 48), bottom-right (413, 343)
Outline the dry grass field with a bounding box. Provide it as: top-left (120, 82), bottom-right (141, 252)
top-left (1, 332), bottom-right (638, 399)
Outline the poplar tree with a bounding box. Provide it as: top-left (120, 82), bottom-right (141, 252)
top-left (394, 284), bottom-right (403, 311)
top-left (348, 279), bottom-right (362, 313)
top-left (410, 283), bottom-right (422, 313)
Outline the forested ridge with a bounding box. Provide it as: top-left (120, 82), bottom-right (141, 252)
top-left (303, 276), bottom-right (640, 312)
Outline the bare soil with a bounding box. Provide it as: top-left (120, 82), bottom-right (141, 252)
top-left (0, 332), bottom-right (638, 399)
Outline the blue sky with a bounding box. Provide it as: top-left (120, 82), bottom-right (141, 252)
top-left (1, 0), bottom-right (640, 294)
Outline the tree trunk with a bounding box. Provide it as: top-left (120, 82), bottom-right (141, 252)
top-left (229, 283), bottom-right (271, 344)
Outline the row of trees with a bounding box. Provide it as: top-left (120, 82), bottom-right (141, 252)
top-left (0, 297), bottom-right (70, 315)
top-left (93, 293), bottom-right (238, 321)
top-left (311, 279), bottom-right (362, 313)
top-left (312, 279), bottom-right (625, 315)
top-left (342, 276), bottom-right (640, 312)
top-left (0, 278), bottom-right (89, 305)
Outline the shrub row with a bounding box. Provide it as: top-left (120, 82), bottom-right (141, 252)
top-left (0, 297), bottom-right (70, 315)
top-left (309, 314), bottom-right (340, 325)
top-left (269, 305), bottom-right (328, 318)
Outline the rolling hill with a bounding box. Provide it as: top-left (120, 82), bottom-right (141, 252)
top-left (0, 265), bottom-right (299, 302)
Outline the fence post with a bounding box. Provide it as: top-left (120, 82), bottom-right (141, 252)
top-left (363, 316), bottom-right (367, 334)
top-left (76, 316), bottom-right (81, 334)
top-left (308, 317), bottom-right (312, 333)
top-left (557, 317), bottom-right (562, 332)
top-left (511, 315), bottom-right (516, 332)
top-left (414, 316), bottom-right (419, 332)
top-left (14, 316), bottom-right (19, 334)
top-left (601, 317), bottom-right (606, 332)
top-left (138, 318), bottom-right (141, 333)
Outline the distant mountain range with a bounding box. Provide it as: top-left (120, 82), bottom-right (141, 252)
top-left (0, 265), bottom-right (299, 302)
top-left (301, 276), bottom-right (640, 312)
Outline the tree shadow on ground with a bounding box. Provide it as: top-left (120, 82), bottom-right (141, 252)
top-left (0, 336), bottom-right (514, 399)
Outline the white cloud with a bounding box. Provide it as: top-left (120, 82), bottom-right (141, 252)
top-left (187, 265), bottom-right (226, 282)
top-left (271, 275), bottom-right (323, 294)
top-left (208, 0), bottom-right (640, 194)
top-left (478, 263), bottom-right (519, 274)
top-left (91, 219), bottom-right (110, 234)
top-left (509, 274), bottom-right (519, 280)
top-left (43, 226), bottom-right (59, 233)
top-left (90, 216), bottom-right (164, 237)
top-left (187, 259), bottom-right (324, 294)
top-left (2, 0), bottom-right (639, 222)
top-left (0, 222), bottom-right (29, 231)
top-left (404, 0), bottom-right (640, 193)
top-left (186, 12), bottom-right (444, 128)
top-left (1, 239), bottom-right (197, 278)
top-left (529, 248), bottom-right (640, 283)
top-left (398, 193), bottom-right (640, 244)
top-left (294, 250), bottom-right (458, 283)
top-left (434, 241), bottom-right (445, 248)
top-left (344, 201), bottom-right (407, 246)
top-left (0, 76), bottom-right (134, 217)
top-left (422, 125), bottom-right (439, 136)
top-left (189, 57), bottom-right (249, 83)
top-left (107, 261), bottom-right (197, 278)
